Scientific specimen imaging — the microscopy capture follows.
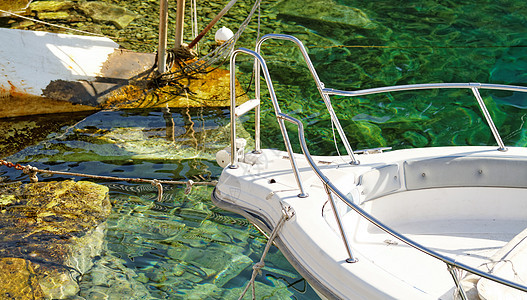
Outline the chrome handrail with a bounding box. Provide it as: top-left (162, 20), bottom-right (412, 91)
top-left (230, 47), bottom-right (308, 198)
top-left (228, 33), bottom-right (527, 298)
top-left (324, 82), bottom-right (527, 152)
top-left (280, 110), bottom-right (527, 296)
top-left (256, 34), bottom-right (359, 164)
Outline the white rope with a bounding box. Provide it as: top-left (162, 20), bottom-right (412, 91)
top-left (331, 118), bottom-right (348, 163)
top-left (0, 8), bottom-right (107, 38)
top-left (238, 206), bottom-right (294, 300)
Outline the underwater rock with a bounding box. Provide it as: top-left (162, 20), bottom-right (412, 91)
top-left (223, 276), bottom-right (294, 299)
top-left (0, 257), bottom-right (45, 299)
top-left (0, 180), bottom-right (111, 299)
top-left (78, 1), bottom-right (138, 29)
top-left (176, 283), bottom-right (224, 299)
top-left (213, 253), bottom-right (253, 287)
top-left (346, 121), bottom-right (387, 148)
top-left (79, 255), bottom-right (151, 299)
top-left (167, 243), bottom-right (252, 287)
top-left (274, 0), bottom-right (377, 29)
top-left (28, 1), bottom-right (73, 12)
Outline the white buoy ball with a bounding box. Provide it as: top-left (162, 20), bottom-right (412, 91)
top-left (215, 26), bottom-right (234, 45)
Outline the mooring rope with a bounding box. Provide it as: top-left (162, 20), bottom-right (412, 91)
top-left (0, 159), bottom-right (216, 198)
top-left (238, 206), bottom-right (294, 300)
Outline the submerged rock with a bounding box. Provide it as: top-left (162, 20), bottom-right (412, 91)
top-left (0, 180), bottom-right (111, 299)
top-left (274, 0), bottom-right (377, 29)
top-left (79, 255), bottom-right (151, 299)
top-left (28, 0), bottom-right (73, 12)
top-left (0, 257), bottom-right (45, 299)
top-left (78, 1), bottom-right (138, 29)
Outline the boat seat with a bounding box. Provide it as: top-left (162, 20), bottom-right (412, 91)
top-left (358, 164), bottom-right (401, 202)
top-left (403, 156), bottom-right (527, 191)
top-left (477, 226), bottom-right (527, 299)
top-left (456, 227), bottom-right (527, 299)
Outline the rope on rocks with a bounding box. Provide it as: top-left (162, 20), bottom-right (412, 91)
top-left (0, 159), bottom-right (216, 198)
top-left (162, 0), bottom-right (262, 78)
top-left (238, 206), bottom-right (294, 300)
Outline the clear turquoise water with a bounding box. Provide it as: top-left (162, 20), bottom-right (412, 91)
top-left (2, 0), bottom-right (527, 299)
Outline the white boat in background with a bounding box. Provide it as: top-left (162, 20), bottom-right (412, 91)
top-left (0, 27), bottom-right (155, 109)
top-left (212, 34), bottom-right (527, 299)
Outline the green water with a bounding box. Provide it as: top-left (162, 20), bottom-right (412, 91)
top-left (1, 0), bottom-right (527, 299)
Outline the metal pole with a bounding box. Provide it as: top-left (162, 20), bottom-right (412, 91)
top-left (324, 184), bottom-right (358, 263)
top-left (471, 87), bottom-right (507, 151)
top-left (157, 0), bottom-right (169, 73)
top-left (448, 264), bottom-right (468, 300)
top-left (174, 0), bottom-right (186, 48)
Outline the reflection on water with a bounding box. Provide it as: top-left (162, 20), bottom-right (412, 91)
top-left (1, 0), bottom-right (527, 299)
top-left (1, 108), bottom-right (318, 299)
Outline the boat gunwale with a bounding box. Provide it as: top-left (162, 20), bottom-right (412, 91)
top-left (226, 33), bottom-right (527, 297)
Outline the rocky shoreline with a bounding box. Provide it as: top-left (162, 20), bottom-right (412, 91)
top-left (0, 180), bottom-right (111, 299)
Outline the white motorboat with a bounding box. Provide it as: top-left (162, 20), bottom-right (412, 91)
top-left (212, 34), bottom-right (527, 299)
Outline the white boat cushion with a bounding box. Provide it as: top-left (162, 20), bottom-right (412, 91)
top-left (358, 164), bottom-right (400, 202)
top-left (455, 227), bottom-right (527, 299)
top-left (476, 227), bottom-right (527, 299)
top-left (404, 156), bottom-right (527, 190)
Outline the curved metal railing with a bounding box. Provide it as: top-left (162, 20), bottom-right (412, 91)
top-left (229, 33), bottom-right (527, 299)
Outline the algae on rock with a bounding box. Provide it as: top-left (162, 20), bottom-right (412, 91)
top-left (0, 180), bottom-right (111, 299)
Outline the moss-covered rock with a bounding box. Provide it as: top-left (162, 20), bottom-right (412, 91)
top-left (78, 1), bottom-right (138, 29)
top-left (0, 180), bottom-right (110, 299)
top-left (0, 257), bottom-right (45, 299)
top-left (0, 0), bottom-right (32, 15)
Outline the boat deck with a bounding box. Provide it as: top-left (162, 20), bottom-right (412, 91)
top-left (340, 187), bottom-right (527, 298)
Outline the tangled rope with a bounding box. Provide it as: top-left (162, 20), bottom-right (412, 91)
top-left (160, 0), bottom-right (262, 80)
top-left (0, 159), bottom-right (216, 198)
top-left (238, 206), bottom-right (294, 300)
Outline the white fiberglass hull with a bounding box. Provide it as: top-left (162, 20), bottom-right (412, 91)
top-left (212, 146), bottom-right (527, 299)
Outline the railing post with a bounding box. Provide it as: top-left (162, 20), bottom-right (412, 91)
top-left (255, 34), bottom-right (359, 165)
top-left (230, 49), bottom-right (308, 197)
top-left (447, 264), bottom-right (468, 300)
top-left (229, 50), bottom-right (239, 169)
top-left (324, 184), bottom-right (358, 263)
top-left (471, 86), bottom-right (507, 151)
top-left (254, 58), bottom-right (262, 153)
